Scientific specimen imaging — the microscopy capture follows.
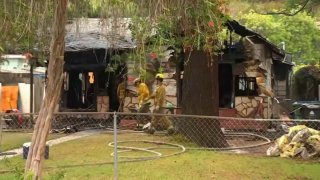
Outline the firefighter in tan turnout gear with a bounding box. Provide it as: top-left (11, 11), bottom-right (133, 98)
top-left (153, 73), bottom-right (166, 113)
top-left (145, 73), bottom-right (174, 134)
top-left (133, 78), bottom-right (150, 108)
top-left (117, 77), bottom-right (126, 112)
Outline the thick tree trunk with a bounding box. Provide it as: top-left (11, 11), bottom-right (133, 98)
top-left (180, 50), bottom-right (228, 148)
top-left (25, 0), bottom-right (68, 179)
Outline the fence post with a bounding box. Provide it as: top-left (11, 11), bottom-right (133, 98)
top-left (113, 111), bottom-right (118, 180)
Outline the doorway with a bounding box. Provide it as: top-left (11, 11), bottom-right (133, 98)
top-left (219, 63), bottom-right (233, 108)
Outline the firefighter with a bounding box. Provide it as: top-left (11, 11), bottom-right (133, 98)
top-left (153, 73), bottom-right (166, 113)
top-left (147, 73), bottom-right (174, 134)
top-left (133, 78), bottom-right (150, 108)
top-left (117, 77), bottom-right (126, 112)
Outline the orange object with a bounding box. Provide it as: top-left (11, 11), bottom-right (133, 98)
top-left (88, 72), bottom-right (94, 84)
top-left (1, 86), bottom-right (19, 112)
top-left (208, 21), bottom-right (214, 27)
top-left (150, 52), bottom-right (157, 59)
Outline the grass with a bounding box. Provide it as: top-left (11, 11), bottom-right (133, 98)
top-left (0, 132), bottom-right (65, 152)
top-left (0, 132), bottom-right (320, 179)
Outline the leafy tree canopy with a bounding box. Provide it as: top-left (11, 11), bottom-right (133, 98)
top-left (249, 0), bottom-right (320, 16)
top-left (0, 1), bottom-right (55, 61)
top-left (239, 11), bottom-right (320, 64)
top-left (286, 0), bottom-right (320, 11)
top-left (0, 0), bottom-right (228, 60)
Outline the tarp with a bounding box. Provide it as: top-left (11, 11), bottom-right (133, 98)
top-left (1, 86), bottom-right (19, 112)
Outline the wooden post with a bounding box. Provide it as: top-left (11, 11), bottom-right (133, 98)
top-left (25, 0), bottom-right (68, 179)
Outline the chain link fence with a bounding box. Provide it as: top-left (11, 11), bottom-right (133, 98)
top-left (115, 113), bottom-right (320, 154)
top-left (1, 112), bottom-right (320, 178)
top-left (0, 113), bottom-right (36, 131)
top-left (1, 112), bottom-right (320, 152)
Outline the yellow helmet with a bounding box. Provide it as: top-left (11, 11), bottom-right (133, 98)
top-left (155, 73), bottom-right (164, 79)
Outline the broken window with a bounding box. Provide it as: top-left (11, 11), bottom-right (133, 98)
top-left (235, 76), bottom-right (258, 96)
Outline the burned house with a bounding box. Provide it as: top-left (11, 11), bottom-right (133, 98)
top-left (176, 20), bottom-right (294, 121)
top-left (218, 20), bottom-right (294, 121)
top-left (59, 19), bottom-right (134, 112)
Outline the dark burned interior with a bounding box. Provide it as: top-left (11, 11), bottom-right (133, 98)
top-left (60, 49), bottom-right (126, 112)
top-left (218, 63), bottom-right (233, 108)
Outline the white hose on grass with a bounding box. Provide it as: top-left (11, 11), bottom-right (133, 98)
top-left (0, 131), bottom-right (271, 173)
top-left (108, 140), bottom-right (186, 161)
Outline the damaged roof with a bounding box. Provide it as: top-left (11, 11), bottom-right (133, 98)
top-left (225, 20), bottom-right (294, 65)
top-left (65, 18), bottom-right (135, 52)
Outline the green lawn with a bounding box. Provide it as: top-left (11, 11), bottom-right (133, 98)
top-left (0, 132), bottom-right (319, 179)
top-left (0, 132), bottom-right (65, 152)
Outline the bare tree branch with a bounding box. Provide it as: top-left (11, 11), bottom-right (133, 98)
top-left (257, 0), bottom-right (310, 16)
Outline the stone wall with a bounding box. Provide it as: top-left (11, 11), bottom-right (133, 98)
top-left (231, 37), bottom-right (274, 119)
top-left (235, 96), bottom-right (271, 119)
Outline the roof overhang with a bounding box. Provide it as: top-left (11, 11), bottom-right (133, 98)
top-left (65, 18), bottom-right (136, 52)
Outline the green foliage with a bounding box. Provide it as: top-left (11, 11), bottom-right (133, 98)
top-left (102, 0), bottom-right (228, 79)
top-left (105, 53), bottom-right (128, 73)
top-left (111, 0), bottom-right (227, 50)
top-left (228, 0), bottom-right (286, 17)
top-left (293, 64), bottom-right (308, 73)
top-left (1, 0), bottom-right (228, 77)
top-left (239, 11), bottom-right (320, 64)
top-left (3, 158), bottom-right (25, 180)
top-left (294, 65), bottom-right (320, 81)
top-left (293, 65), bottom-right (320, 100)
top-left (229, 0), bottom-right (320, 21)
top-left (24, 170), bottom-right (35, 180)
top-left (286, 0), bottom-right (320, 13)
top-left (0, 46), bottom-right (4, 64)
top-left (68, 0), bottom-right (103, 18)
top-left (0, 0), bottom-right (54, 61)
top-left (286, 0), bottom-right (319, 6)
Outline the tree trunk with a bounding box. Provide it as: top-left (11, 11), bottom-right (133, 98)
top-left (180, 50), bottom-right (228, 148)
top-left (25, 0), bottom-right (68, 179)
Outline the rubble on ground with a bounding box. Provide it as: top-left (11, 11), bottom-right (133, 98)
top-left (267, 125), bottom-right (320, 159)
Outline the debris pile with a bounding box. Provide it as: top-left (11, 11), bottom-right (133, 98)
top-left (267, 125), bottom-right (320, 159)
